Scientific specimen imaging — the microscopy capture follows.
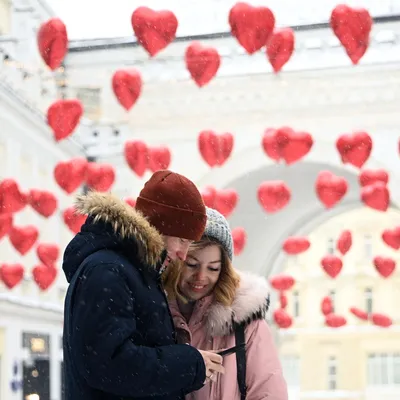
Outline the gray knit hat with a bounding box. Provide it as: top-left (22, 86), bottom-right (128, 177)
top-left (202, 207), bottom-right (233, 260)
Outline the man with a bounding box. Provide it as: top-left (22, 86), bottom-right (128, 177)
top-left (62, 170), bottom-right (224, 400)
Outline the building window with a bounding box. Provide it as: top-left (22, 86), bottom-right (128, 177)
top-left (327, 238), bottom-right (335, 254)
top-left (329, 290), bottom-right (336, 313)
top-left (364, 288), bottom-right (373, 314)
top-left (367, 353), bottom-right (400, 386)
top-left (364, 234), bottom-right (373, 259)
top-left (281, 355), bottom-right (300, 387)
top-left (292, 291), bottom-right (300, 318)
top-left (75, 87), bottom-right (102, 120)
top-left (327, 356), bottom-right (337, 390)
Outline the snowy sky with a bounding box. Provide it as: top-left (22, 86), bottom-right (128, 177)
top-left (47, 0), bottom-right (398, 40)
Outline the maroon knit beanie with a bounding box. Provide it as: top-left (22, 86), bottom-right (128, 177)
top-left (135, 170), bottom-right (207, 241)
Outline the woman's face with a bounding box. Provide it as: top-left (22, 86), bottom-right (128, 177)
top-left (178, 244), bottom-right (222, 301)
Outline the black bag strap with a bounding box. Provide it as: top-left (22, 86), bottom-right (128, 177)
top-left (235, 323), bottom-right (247, 400)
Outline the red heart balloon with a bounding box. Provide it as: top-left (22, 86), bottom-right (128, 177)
top-left (63, 207), bottom-right (86, 234)
top-left (330, 5), bottom-right (372, 65)
top-left (37, 243), bottom-right (60, 267)
top-left (257, 181), bottom-right (291, 213)
top-left (361, 182), bottom-right (389, 212)
top-left (382, 226), bottom-right (400, 250)
top-left (232, 227), bottom-right (246, 256)
top-left (148, 146), bottom-right (171, 173)
top-left (29, 189), bottom-right (58, 218)
top-left (131, 7), bottom-right (178, 57)
top-left (359, 169), bottom-right (389, 187)
top-left (325, 314), bottom-right (347, 328)
top-left (112, 69), bottom-right (142, 111)
top-left (0, 179), bottom-right (28, 213)
top-left (9, 225), bottom-right (39, 255)
top-left (262, 127), bottom-right (313, 165)
top-left (201, 186), bottom-right (218, 208)
top-left (315, 171), bottom-right (348, 208)
top-left (37, 18), bottom-right (68, 70)
top-left (266, 28), bottom-right (295, 73)
top-left (185, 42), bottom-right (221, 87)
top-left (279, 292), bottom-right (288, 309)
top-left (336, 131), bottom-right (372, 168)
top-left (124, 198), bottom-right (136, 208)
top-left (229, 2), bottom-right (275, 54)
top-left (124, 140), bottom-right (149, 178)
top-left (371, 313), bottom-right (392, 328)
top-left (349, 307), bottom-right (368, 321)
top-left (336, 230), bottom-right (352, 255)
top-left (0, 263), bottom-right (24, 289)
top-left (32, 264), bottom-right (57, 291)
top-left (273, 308), bottom-right (292, 329)
top-left (321, 296), bottom-right (333, 316)
top-left (321, 255), bottom-right (343, 278)
top-left (282, 236), bottom-right (310, 255)
top-left (86, 163), bottom-right (115, 192)
top-left (47, 99), bottom-right (83, 141)
top-left (0, 213), bottom-right (13, 239)
top-left (214, 189), bottom-right (238, 218)
top-left (373, 256), bottom-right (396, 278)
top-left (54, 158), bottom-right (88, 194)
top-left (270, 274), bottom-right (295, 291)
top-left (198, 131), bottom-right (234, 167)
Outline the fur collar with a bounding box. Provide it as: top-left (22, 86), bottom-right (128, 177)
top-left (206, 271), bottom-right (270, 337)
top-left (75, 192), bottom-right (165, 267)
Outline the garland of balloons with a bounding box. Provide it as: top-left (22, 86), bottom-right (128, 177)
top-left (0, 3), bottom-right (397, 331)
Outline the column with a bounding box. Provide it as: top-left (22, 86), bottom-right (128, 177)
top-left (50, 329), bottom-right (61, 400)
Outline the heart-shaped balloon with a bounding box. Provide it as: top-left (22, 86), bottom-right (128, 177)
top-left (336, 131), bottom-right (372, 168)
top-left (315, 171), bottom-right (348, 208)
top-left (325, 314), bottom-right (347, 328)
top-left (270, 274), bottom-right (295, 291)
top-left (361, 182), bottom-right (389, 212)
top-left (282, 236), bottom-right (310, 255)
top-left (47, 99), bottom-right (83, 141)
top-left (371, 313), bottom-right (392, 328)
top-left (266, 28), bottom-right (295, 73)
top-left (382, 226), bottom-right (400, 250)
top-left (257, 181), bottom-right (291, 213)
top-left (321, 255), bottom-right (343, 278)
top-left (201, 186), bottom-right (218, 208)
top-left (32, 264), bottom-right (57, 291)
top-left (86, 163), bottom-right (115, 192)
top-left (124, 140), bottom-right (148, 177)
top-left (0, 263), bottom-right (24, 289)
top-left (112, 69), bottom-right (142, 111)
top-left (330, 5), bottom-right (372, 64)
top-left (273, 308), bottom-right (292, 329)
top-left (349, 307), bottom-right (368, 321)
top-left (229, 2), bottom-right (275, 54)
top-left (262, 127), bottom-right (313, 165)
top-left (124, 198), bottom-right (137, 208)
top-left (279, 292), bottom-right (288, 309)
top-left (373, 256), bottom-right (396, 278)
top-left (148, 146), bottom-right (172, 173)
top-left (359, 169), bottom-right (389, 187)
top-left (232, 227), bottom-right (246, 256)
top-left (0, 213), bottom-right (13, 240)
top-left (185, 42), bottom-right (221, 87)
top-left (54, 158), bottom-right (88, 194)
top-left (0, 179), bottom-right (28, 214)
top-left (214, 189), bottom-right (238, 218)
top-left (198, 131), bottom-right (234, 167)
top-left (131, 7), bottom-right (178, 57)
top-left (37, 243), bottom-right (60, 268)
top-left (321, 296), bottom-right (333, 316)
top-left (37, 18), bottom-right (68, 70)
top-left (9, 225), bottom-right (39, 255)
top-left (29, 189), bottom-right (58, 218)
top-left (63, 207), bottom-right (86, 234)
top-left (336, 230), bottom-right (352, 255)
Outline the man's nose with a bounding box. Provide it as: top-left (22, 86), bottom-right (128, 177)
top-left (176, 249), bottom-right (188, 261)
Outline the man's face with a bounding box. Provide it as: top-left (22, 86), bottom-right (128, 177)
top-left (162, 236), bottom-right (193, 266)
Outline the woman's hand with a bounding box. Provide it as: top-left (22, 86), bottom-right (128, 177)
top-left (198, 350), bottom-right (225, 383)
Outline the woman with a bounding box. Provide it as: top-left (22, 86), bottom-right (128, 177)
top-left (163, 207), bottom-right (288, 400)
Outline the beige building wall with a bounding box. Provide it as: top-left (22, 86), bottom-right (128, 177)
top-left (0, 0), bottom-right (11, 35)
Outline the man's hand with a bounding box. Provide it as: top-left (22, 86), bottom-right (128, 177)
top-left (198, 350), bottom-right (225, 384)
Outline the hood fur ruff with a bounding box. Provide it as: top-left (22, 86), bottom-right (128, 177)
top-left (75, 192), bottom-right (165, 267)
top-left (206, 271), bottom-right (270, 337)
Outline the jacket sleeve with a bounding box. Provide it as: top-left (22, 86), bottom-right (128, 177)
top-left (244, 319), bottom-right (288, 400)
top-left (70, 263), bottom-right (206, 397)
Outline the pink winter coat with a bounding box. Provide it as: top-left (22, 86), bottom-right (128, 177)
top-left (168, 271), bottom-right (288, 400)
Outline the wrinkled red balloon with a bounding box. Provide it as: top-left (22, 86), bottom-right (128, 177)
top-left (257, 181), bottom-right (291, 213)
top-left (336, 131), bottom-right (372, 168)
top-left (325, 314), bottom-right (347, 328)
top-left (373, 256), bottom-right (396, 278)
top-left (32, 264), bottom-right (57, 291)
top-left (0, 263), bottom-right (24, 289)
top-left (0, 213), bottom-right (13, 239)
top-left (273, 308), bottom-right (292, 329)
top-left (279, 292), bottom-right (288, 309)
top-left (321, 255), bottom-right (343, 278)
top-left (198, 131), bottom-right (234, 167)
top-left (232, 227), bottom-right (246, 256)
top-left (54, 158), bottom-right (88, 194)
top-left (37, 243), bottom-right (60, 268)
top-left (336, 230), bottom-right (352, 255)
top-left (148, 146), bottom-right (171, 173)
top-left (0, 179), bottom-right (28, 214)
top-left (86, 163), bottom-right (115, 192)
top-left (361, 182), bottom-right (389, 212)
top-left (124, 198), bottom-right (136, 208)
top-left (112, 69), bottom-right (142, 111)
top-left (266, 28), bottom-right (295, 73)
top-left (63, 207), bottom-right (86, 234)
top-left (349, 307), bottom-right (368, 321)
top-left (282, 236), bottom-right (310, 255)
top-left (321, 297), bottom-right (333, 316)
top-left (29, 189), bottom-right (58, 218)
top-left (315, 171), bottom-right (348, 208)
top-left (359, 169), bottom-right (389, 187)
top-left (270, 274), bottom-right (295, 291)
top-left (382, 226), bottom-right (400, 250)
top-left (9, 225), bottom-right (39, 255)
top-left (371, 313), bottom-right (392, 328)
top-left (124, 140), bottom-right (149, 178)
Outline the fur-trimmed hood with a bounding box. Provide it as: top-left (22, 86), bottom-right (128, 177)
top-left (62, 192), bottom-right (165, 282)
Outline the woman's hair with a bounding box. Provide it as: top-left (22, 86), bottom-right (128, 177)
top-left (163, 236), bottom-right (240, 306)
